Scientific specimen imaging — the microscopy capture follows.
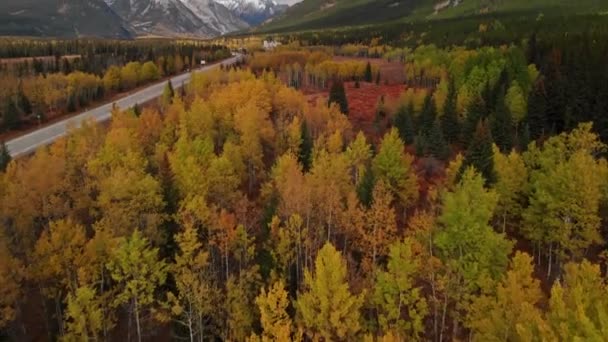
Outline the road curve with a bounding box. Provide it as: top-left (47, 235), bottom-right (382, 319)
top-left (6, 55), bottom-right (240, 158)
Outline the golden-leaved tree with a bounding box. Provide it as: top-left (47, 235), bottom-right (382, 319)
top-left (106, 230), bottom-right (168, 342)
top-left (296, 242), bottom-right (363, 340)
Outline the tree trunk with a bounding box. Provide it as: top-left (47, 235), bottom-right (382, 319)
top-left (547, 242), bottom-right (553, 278)
top-left (188, 301), bottom-right (194, 342)
top-left (134, 298), bottom-right (142, 342)
top-left (440, 294), bottom-right (448, 342)
top-left (55, 296), bottom-right (64, 336)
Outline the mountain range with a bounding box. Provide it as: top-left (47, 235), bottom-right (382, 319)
top-left (0, 0), bottom-right (293, 38)
top-left (258, 0), bottom-right (608, 33)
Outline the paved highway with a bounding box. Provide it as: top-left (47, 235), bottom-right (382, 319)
top-left (6, 55), bottom-right (240, 158)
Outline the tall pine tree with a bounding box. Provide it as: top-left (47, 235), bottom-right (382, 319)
top-left (0, 141), bottom-right (11, 172)
top-left (299, 120), bottom-right (313, 172)
top-left (527, 79), bottom-right (548, 140)
top-left (427, 120), bottom-right (449, 160)
top-left (418, 93), bottom-right (437, 137)
top-left (463, 95), bottom-right (485, 144)
top-left (490, 88), bottom-right (513, 152)
top-left (393, 104), bottom-right (415, 145)
top-left (328, 81), bottom-right (349, 115)
top-left (364, 62), bottom-right (373, 82)
top-left (461, 120), bottom-right (496, 185)
top-left (441, 79), bottom-right (461, 144)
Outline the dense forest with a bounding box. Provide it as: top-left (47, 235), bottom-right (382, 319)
top-left (0, 39), bottom-right (230, 133)
top-left (2, 20), bottom-right (608, 340)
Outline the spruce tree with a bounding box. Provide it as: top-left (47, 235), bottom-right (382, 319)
top-left (328, 81), bottom-right (349, 115)
top-left (357, 165), bottom-right (375, 208)
top-left (518, 123), bottom-right (531, 151)
top-left (67, 94), bottom-right (77, 112)
top-left (0, 141), bottom-right (11, 172)
top-left (482, 81), bottom-right (494, 115)
top-left (418, 94), bottom-right (437, 137)
top-left (132, 103), bottom-right (141, 117)
top-left (364, 62), bottom-right (373, 82)
top-left (592, 82), bottom-right (608, 141)
top-left (527, 80), bottom-right (547, 140)
top-left (441, 79), bottom-right (461, 144)
top-left (299, 120), bottom-right (313, 172)
top-left (462, 95), bottom-right (485, 144)
top-left (461, 120), bottom-right (496, 185)
top-left (161, 80), bottom-right (174, 107)
top-left (490, 89), bottom-right (513, 152)
top-left (427, 120), bottom-right (449, 160)
top-left (3, 99), bottom-right (19, 131)
top-left (393, 105), bottom-right (415, 145)
top-left (15, 85), bottom-right (32, 115)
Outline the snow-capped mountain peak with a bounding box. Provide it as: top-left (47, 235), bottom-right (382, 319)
top-left (215, 0), bottom-right (277, 11)
top-left (214, 0), bottom-right (285, 25)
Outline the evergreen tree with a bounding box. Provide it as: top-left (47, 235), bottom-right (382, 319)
top-left (298, 120), bottom-right (313, 172)
top-left (357, 165), bottom-right (375, 208)
top-left (490, 90), bottom-right (513, 152)
top-left (132, 103), bottom-right (141, 117)
top-left (0, 141), bottom-right (11, 172)
top-left (328, 81), bottom-right (349, 115)
top-left (67, 94), bottom-right (77, 112)
top-left (2, 99), bottom-right (19, 131)
top-left (482, 81), bottom-right (494, 114)
top-left (393, 105), bottom-right (415, 145)
top-left (441, 79), bottom-right (461, 144)
top-left (518, 123), bottom-right (531, 151)
top-left (414, 135), bottom-right (425, 157)
top-left (376, 71), bottom-right (381, 85)
top-left (592, 81), bottom-right (608, 141)
top-left (161, 80), bottom-right (175, 108)
top-left (463, 95), bottom-right (485, 144)
top-left (461, 120), bottom-right (496, 185)
top-left (15, 84), bottom-right (32, 115)
top-left (418, 94), bottom-right (437, 137)
top-left (427, 120), bottom-right (449, 160)
top-left (364, 61), bottom-right (373, 82)
top-left (527, 80), bottom-right (548, 140)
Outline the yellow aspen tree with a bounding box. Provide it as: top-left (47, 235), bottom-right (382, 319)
top-left (345, 131), bottom-right (372, 186)
top-left (106, 230), bottom-right (168, 342)
top-left (373, 238), bottom-right (428, 340)
top-left (62, 286), bottom-right (104, 342)
top-left (0, 234), bottom-right (24, 329)
top-left (361, 180), bottom-right (397, 270)
top-left (492, 145), bottom-right (527, 233)
top-left (372, 128), bottom-right (419, 219)
top-left (254, 280), bottom-right (293, 341)
top-left (467, 252), bottom-right (546, 341)
top-left (32, 219), bottom-right (88, 335)
top-left (296, 242), bottom-right (363, 341)
top-left (167, 224), bottom-right (218, 342)
top-left (546, 260), bottom-right (608, 340)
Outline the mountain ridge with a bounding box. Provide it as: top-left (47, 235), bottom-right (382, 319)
top-left (0, 0), bottom-right (133, 38)
top-left (257, 0), bottom-right (608, 33)
top-left (0, 0), bottom-right (289, 38)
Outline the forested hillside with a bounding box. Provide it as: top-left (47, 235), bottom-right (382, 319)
top-left (258, 0), bottom-right (608, 33)
top-left (2, 22), bottom-right (608, 340)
